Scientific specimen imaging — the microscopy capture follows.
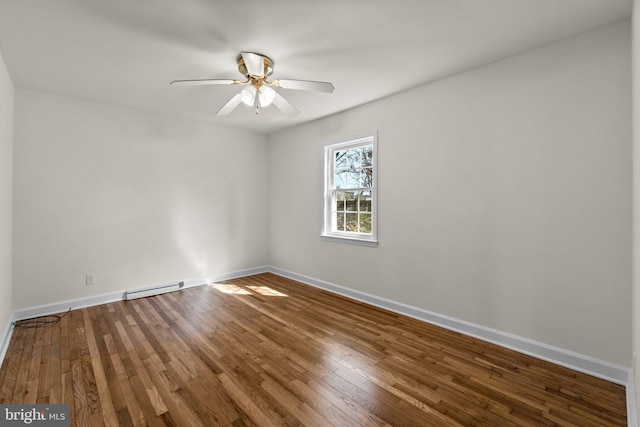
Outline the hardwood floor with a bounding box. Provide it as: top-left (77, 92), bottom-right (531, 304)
top-left (0, 273), bottom-right (627, 426)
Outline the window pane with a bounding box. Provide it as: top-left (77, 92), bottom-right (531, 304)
top-left (346, 148), bottom-right (360, 170)
top-left (336, 191), bottom-right (354, 211)
top-left (335, 172), bottom-right (347, 189)
top-left (336, 212), bottom-right (345, 231)
top-left (344, 171), bottom-right (356, 188)
top-left (346, 170), bottom-right (358, 188)
top-left (360, 191), bottom-right (372, 212)
top-left (347, 168), bottom-right (372, 188)
top-left (361, 146), bottom-right (373, 167)
top-left (349, 172), bottom-right (357, 188)
top-left (333, 145), bottom-right (373, 190)
top-left (359, 213), bottom-right (372, 233)
top-left (335, 151), bottom-right (347, 171)
top-left (345, 213), bottom-right (358, 232)
top-left (362, 167), bottom-right (373, 188)
top-left (345, 192), bottom-right (357, 212)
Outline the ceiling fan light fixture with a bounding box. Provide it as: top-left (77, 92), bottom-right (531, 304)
top-left (258, 85), bottom-right (275, 107)
top-left (240, 85), bottom-right (256, 106)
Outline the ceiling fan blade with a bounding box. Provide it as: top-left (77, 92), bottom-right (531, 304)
top-left (241, 52), bottom-right (264, 77)
top-left (273, 79), bottom-right (335, 93)
top-left (170, 79), bottom-right (237, 86)
top-left (216, 93), bottom-right (243, 116)
top-left (272, 92), bottom-right (300, 117)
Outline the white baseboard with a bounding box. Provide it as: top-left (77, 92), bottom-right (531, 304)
top-left (268, 266), bottom-right (630, 386)
top-left (0, 311), bottom-right (16, 367)
top-left (14, 290), bottom-right (124, 321)
top-left (12, 265), bottom-right (270, 321)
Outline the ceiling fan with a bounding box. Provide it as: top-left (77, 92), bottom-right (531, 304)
top-left (170, 52), bottom-right (335, 117)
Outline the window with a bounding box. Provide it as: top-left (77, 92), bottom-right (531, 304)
top-left (322, 131), bottom-right (378, 246)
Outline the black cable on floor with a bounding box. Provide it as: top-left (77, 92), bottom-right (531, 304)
top-left (12, 307), bottom-right (72, 329)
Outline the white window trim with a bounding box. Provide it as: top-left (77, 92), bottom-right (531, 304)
top-left (321, 131), bottom-right (378, 247)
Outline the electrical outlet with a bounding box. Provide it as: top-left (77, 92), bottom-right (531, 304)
top-left (86, 274), bottom-right (95, 285)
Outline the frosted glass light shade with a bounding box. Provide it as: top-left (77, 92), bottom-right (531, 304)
top-left (240, 86), bottom-right (256, 106)
top-left (258, 86), bottom-right (275, 107)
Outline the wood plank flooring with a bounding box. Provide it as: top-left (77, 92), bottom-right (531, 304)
top-left (0, 273), bottom-right (627, 426)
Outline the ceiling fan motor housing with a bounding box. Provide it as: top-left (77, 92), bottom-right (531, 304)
top-left (237, 53), bottom-right (274, 78)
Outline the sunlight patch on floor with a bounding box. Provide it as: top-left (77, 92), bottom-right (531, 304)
top-left (246, 286), bottom-right (288, 297)
top-left (209, 283), bottom-right (287, 297)
top-left (210, 284), bottom-right (252, 295)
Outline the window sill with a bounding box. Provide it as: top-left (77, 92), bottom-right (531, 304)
top-left (320, 234), bottom-right (379, 248)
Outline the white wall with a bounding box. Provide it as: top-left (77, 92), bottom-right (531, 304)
top-left (13, 90), bottom-right (269, 309)
top-left (0, 50), bottom-right (14, 333)
top-left (269, 21), bottom-right (632, 366)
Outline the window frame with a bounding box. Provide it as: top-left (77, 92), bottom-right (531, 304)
top-left (321, 131), bottom-right (378, 247)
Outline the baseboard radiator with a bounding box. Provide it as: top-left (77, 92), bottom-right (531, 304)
top-left (124, 281), bottom-right (185, 300)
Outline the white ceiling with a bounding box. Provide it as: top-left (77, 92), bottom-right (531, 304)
top-left (0, 0), bottom-right (632, 134)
